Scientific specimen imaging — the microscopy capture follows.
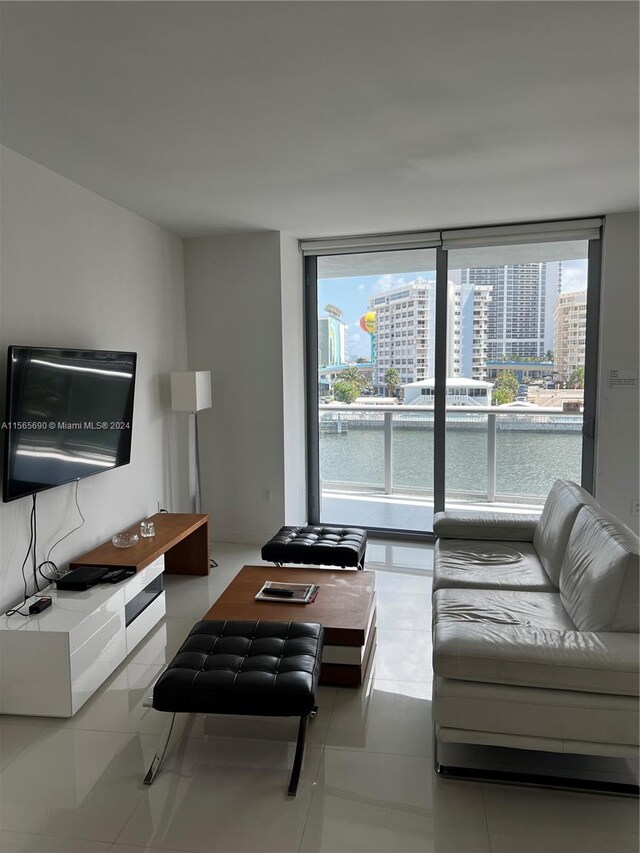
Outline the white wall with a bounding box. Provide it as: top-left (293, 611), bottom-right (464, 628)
top-left (280, 232), bottom-right (307, 525)
top-left (595, 212), bottom-right (640, 532)
top-left (0, 147), bottom-right (189, 613)
top-left (184, 232), bottom-right (287, 543)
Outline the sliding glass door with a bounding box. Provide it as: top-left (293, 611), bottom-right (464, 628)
top-left (309, 247), bottom-right (437, 534)
top-left (304, 220), bottom-right (602, 535)
top-left (443, 239), bottom-right (596, 513)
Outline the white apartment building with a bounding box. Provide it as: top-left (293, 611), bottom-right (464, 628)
top-left (554, 290), bottom-right (587, 383)
top-left (468, 285), bottom-right (492, 380)
top-left (369, 279), bottom-right (432, 388)
top-left (369, 279), bottom-right (492, 389)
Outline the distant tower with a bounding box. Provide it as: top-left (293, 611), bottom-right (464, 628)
top-left (554, 290), bottom-right (587, 383)
top-left (318, 304), bottom-right (346, 367)
top-left (461, 264), bottom-right (547, 359)
top-left (358, 310), bottom-right (376, 363)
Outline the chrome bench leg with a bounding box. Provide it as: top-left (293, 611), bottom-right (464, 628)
top-left (288, 714), bottom-right (309, 797)
top-left (144, 712), bottom-right (177, 785)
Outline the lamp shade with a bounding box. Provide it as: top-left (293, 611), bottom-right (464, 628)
top-left (170, 371), bottom-right (212, 412)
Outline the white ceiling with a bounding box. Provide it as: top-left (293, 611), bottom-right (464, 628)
top-left (1, 2), bottom-right (638, 239)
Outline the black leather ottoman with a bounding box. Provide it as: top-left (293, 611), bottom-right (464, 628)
top-left (261, 525), bottom-right (367, 570)
top-left (144, 619), bottom-right (324, 795)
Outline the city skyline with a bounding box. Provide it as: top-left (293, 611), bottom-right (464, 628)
top-left (319, 259), bottom-right (587, 362)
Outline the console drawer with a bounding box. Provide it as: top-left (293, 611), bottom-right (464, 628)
top-left (124, 556), bottom-right (164, 605)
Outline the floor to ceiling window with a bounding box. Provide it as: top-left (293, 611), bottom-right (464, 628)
top-left (310, 246), bottom-right (437, 533)
top-left (303, 220), bottom-right (602, 535)
top-left (444, 239), bottom-right (593, 513)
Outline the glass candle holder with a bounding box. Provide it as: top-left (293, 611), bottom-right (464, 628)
top-left (140, 520), bottom-right (156, 538)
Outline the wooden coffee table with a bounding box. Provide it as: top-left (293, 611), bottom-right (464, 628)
top-left (203, 565), bottom-right (376, 686)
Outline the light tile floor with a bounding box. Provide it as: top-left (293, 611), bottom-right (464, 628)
top-left (0, 540), bottom-right (637, 853)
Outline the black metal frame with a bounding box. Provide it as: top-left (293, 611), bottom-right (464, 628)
top-left (304, 255), bottom-right (321, 526)
top-left (433, 246), bottom-right (448, 515)
top-left (289, 711), bottom-right (311, 796)
top-left (433, 731), bottom-right (639, 798)
top-left (144, 707), bottom-right (318, 796)
top-left (304, 222), bottom-right (605, 532)
top-left (581, 235), bottom-right (603, 494)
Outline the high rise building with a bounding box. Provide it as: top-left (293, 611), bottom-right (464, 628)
top-left (469, 285), bottom-right (492, 380)
top-left (368, 279), bottom-right (492, 388)
top-left (317, 309), bottom-right (347, 367)
top-left (447, 282), bottom-right (492, 380)
top-left (369, 279), bottom-right (432, 387)
top-left (554, 290), bottom-right (587, 383)
top-left (544, 260), bottom-right (563, 355)
top-left (460, 263), bottom-right (547, 359)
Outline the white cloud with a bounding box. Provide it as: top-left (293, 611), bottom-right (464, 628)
top-left (357, 283), bottom-right (366, 292)
top-left (374, 274), bottom-right (405, 292)
top-left (561, 260), bottom-right (587, 292)
top-left (349, 332), bottom-right (361, 342)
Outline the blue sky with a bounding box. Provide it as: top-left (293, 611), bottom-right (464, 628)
top-left (319, 270), bottom-right (434, 360)
top-left (319, 259), bottom-right (588, 361)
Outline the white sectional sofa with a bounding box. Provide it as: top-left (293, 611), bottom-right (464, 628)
top-left (432, 481), bottom-right (639, 778)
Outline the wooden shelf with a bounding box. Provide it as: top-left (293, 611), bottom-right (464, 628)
top-left (70, 512), bottom-right (209, 575)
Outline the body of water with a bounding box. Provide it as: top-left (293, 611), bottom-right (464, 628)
top-left (320, 426), bottom-right (582, 500)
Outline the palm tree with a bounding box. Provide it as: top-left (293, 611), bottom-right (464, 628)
top-left (568, 366), bottom-right (585, 389)
top-left (340, 366), bottom-right (368, 391)
top-left (384, 368), bottom-right (401, 397)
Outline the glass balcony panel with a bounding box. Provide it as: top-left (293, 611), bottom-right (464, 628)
top-left (445, 411), bottom-right (488, 499)
top-left (495, 415), bottom-right (583, 499)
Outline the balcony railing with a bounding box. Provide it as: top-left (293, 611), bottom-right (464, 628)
top-left (319, 403), bottom-right (583, 506)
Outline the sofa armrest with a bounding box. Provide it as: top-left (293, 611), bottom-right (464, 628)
top-left (433, 511), bottom-right (539, 541)
top-left (433, 623), bottom-right (640, 696)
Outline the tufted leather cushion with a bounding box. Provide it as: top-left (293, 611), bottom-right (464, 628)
top-left (261, 525), bottom-right (367, 568)
top-left (152, 620), bottom-right (324, 717)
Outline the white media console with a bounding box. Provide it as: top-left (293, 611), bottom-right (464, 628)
top-left (0, 557), bottom-right (166, 717)
top-left (0, 513), bottom-right (208, 718)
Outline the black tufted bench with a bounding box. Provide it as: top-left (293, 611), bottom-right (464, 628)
top-left (261, 525), bottom-right (367, 570)
top-left (144, 619), bottom-right (324, 796)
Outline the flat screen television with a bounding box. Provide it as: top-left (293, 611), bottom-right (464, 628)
top-left (3, 346), bottom-right (137, 502)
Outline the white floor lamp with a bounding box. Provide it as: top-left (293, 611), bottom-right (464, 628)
top-left (170, 371), bottom-right (212, 514)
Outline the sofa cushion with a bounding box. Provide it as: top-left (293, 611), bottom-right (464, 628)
top-left (432, 618), bottom-right (640, 696)
top-left (433, 676), bottom-right (640, 747)
top-left (533, 480), bottom-right (596, 586)
top-left (433, 512), bottom-right (539, 541)
top-left (433, 588), bottom-right (575, 630)
top-left (434, 539), bottom-right (556, 592)
top-left (560, 505), bottom-right (640, 633)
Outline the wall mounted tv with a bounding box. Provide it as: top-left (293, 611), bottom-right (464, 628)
top-left (3, 346), bottom-right (137, 502)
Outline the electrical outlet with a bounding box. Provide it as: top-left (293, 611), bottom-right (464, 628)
top-left (263, 488), bottom-right (272, 503)
top-left (632, 500), bottom-right (640, 517)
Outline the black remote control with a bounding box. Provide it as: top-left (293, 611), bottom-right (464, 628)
top-left (263, 588), bottom-right (295, 597)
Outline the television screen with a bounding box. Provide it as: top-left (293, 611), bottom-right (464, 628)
top-left (3, 346), bottom-right (137, 502)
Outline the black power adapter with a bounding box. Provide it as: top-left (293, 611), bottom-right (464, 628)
top-left (29, 597), bottom-right (52, 615)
